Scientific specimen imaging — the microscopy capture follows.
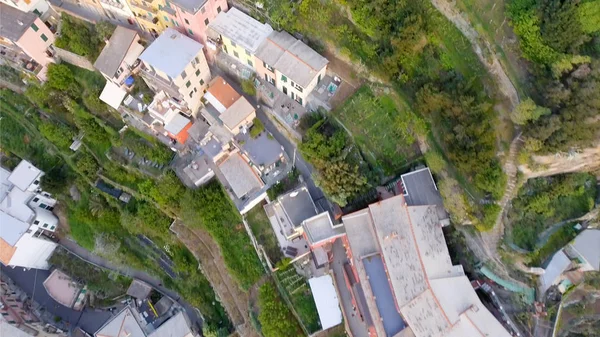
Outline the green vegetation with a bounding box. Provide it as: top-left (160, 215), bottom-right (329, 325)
top-left (331, 85), bottom-right (424, 174)
top-left (181, 182), bottom-right (264, 289)
top-left (241, 78), bottom-right (257, 96)
top-left (246, 203), bottom-right (282, 265)
top-left (509, 173), bottom-right (597, 250)
top-left (266, 168), bottom-right (300, 200)
top-left (49, 248), bottom-right (131, 305)
top-left (258, 281), bottom-right (304, 337)
top-left (54, 14), bottom-right (114, 60)
top-left (300, 117), bottom-right (369, 206)
top-left (250, 117), bottom-right (265, 138)
top-left (507, 0), bottom-right (600, 154)
top-left (0, 65), bottom-right (23, 85)
top-left (528, 225), bottom-right (578, 266)
top-left (1, 88), bottom-right (233, 331)
top-left (121, 129), bottom-right (174, 165)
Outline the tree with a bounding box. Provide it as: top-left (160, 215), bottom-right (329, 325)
top-left (38, 122), bottom-right (76, 150)
top-left (438, 178), bottom-right (470, 224)
top-left (95, 21), bottom-right (116, 41)
top-left (249, 117), bottom-right (265, 138)
top-left (510, 98), bottom-right (551, 125)
top-left (424, 151), bottom-right (446, 175)
top-left (46, 64), bottom-right (76, 92)
top-left (314, 159), bottom-right (368, 206)
top-left (539, 0), bottom-right (586, 53)
top-left (75, 152), bottom-right (99, 179)
top-left (258, 282), bottom-right (303, 337)
top-left (241, 78), bottom-right (257, 96)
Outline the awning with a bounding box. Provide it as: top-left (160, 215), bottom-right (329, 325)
top-left (99, 81), bottom-right (127, 110)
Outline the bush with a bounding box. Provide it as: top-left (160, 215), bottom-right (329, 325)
top-left (241, 78), bottom-right (257, 96)
top-left (249, 117), bottom-right (265, 138)
top-left (475, 204), bottom-right (501, 232)
top-left (258, 281), bottom-right (303, 337)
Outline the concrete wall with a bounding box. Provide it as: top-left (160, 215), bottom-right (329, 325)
top-left (173, 0), bottom-right (226, 45)
top-left (276, 66), bottom-right (326, 106)
top-left (54, 46), bottom-right (95, 70)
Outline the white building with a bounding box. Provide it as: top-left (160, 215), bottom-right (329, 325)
top-left (0, 160), bottom-right (59, 269)
top-left (0, 0), bottom-right (51, 17)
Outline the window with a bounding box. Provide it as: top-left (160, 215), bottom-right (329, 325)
top-left (282, 86), bottom-right (287, 95)
top-left (291, 80), bottom-right (295, 87)
top-left (217, 6), bottom-right (221, 13)
top-left (281, 75), bottom-right (287, 83)
top-left (199, 79), bottom-right (204, 85)
top-left (263, 62), bottom-right (274, 72)
top-left (43, 223), bottom-right (48, 228)
top-left (188, 29), bottom-right (193, 35)
top-left (195, 69), bottom-right (200, 76)
top-left (158, 4), bottom-right (163, 9)
top-left (33, 9), bottom-right (42, 16)
top-left (297, 97), bottom-right (303, 105)
top-left (294, 83), bottom-right (303, 93)
top-left (233, 51), bottom-right (239, 58)
top-left (164, 16), bottom-right (168, 21)
top-left (181, 70), bottom-right (187, 78)
top-left (189, 91), bottom-right (194, 98)
top-left (201, 6), bottom-right (206, 14)
top-left (175, 21), bottom-right (179, 27)
top-left (34, 180), bottom-right (39, 185)
top-left (231, 41), bottom-right (236, 47)
top-left (291, 92), bottom-right (295, 100)
top-left (195, 56), bottom-right (200, 64)
top-left (204, 18), bottom-right (209, 26)
top-left (31, 23), bottom-right (39, 32)
top-left (147, 12), bottom-right (152, 17)
top-left (41, 34), bottom-right (48, 42)
top-left (33, 197), bottom-right (39, 202)
top-left (33, 220), bottom-right (40, 225)
top-left (50, 226), bottom-right (56, 230)
top-left (245, 49), bottom-right (251, 56)
top-left (194, 87), bottom-right (198, 93)
top-left (171, 18), bottom-right (175, 24)
top-left (39, 203), bottom-right (47, 209)
top-left (247, 60), bottom-right (253, 67)
top-left (186, 80), bottom-right (191, 88)
top-left (185, 18), bottom-right (190, 24)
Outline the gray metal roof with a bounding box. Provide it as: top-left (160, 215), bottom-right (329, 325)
top-left (401, 167), bottom-right (449, 221)
top-left (278, 185), bottom-right (317, 228)
top-left (164, 113), bottom-right (191, 136)
top-left (94, 26), bottom-right (139, 77)
top-left (363, 255), bottom-right (406, 336)
top-left (218, 153), bottom-right (264, 198)
top-left (570, 229), bottom-right (600, 270)
top-left (0, 4), bottom-right (37, 41)
top-left (208, 7), bottom-right (272, 53)
top-left (140, 28), bottom-right (203, 79)
top-left (170, 0), bottom-right (208, 14)
top-left (126, 279), bottom-right (152, 300)
top-left (254, 31), bottom-right (296, 68)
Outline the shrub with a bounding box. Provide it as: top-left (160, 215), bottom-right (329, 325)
top-left (249, 117), bottom-right (265, 138)
top-left (241, 78), bottom-right (257, 96)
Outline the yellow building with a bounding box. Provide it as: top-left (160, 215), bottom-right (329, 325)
top-left (125, 0), bottom-right (169, 36)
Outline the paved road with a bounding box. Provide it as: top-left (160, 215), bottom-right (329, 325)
top-left (59, 239), bottom-right (204, 331)
top-left (0, 264), bottom-right (113, 334)
top-left (211, 68), bottom-right (326, 202)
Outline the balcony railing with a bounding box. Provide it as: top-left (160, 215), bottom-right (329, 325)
top-left (140, 64), bottom-right (181, 98)
top-left (130, 0), bottom-right (155, 13)
top-left (100, 0), bottom-right (125, 10)
top-left (136, 13), bottom-right (160, 25)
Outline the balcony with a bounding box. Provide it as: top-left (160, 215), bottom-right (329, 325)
top-left (130, 0), bottom-right (156, 13)
top-left (136, 13), bottom-right (160, 25)
top-left (140, 64), bottom-right (181, 98)
top-left (100, 0), bottom-right (125, 10)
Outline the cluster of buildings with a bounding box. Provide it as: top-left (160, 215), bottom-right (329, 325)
top-left (539, 228), bottom-right (600, 294)
top-left (261, 167), bottom-right (514, 337)
top-left (1, 160), bottom-right (60, 270)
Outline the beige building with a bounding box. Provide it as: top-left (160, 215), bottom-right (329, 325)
top-left (94, 26), bottom-right (144, 86)
top-left (139, 27), bottom-right (211, 116)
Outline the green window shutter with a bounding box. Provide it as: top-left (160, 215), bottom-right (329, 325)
top-left (41, 34), bottom-right (48, 42)
top-left (188, 29), bottom-right (193, 35)
top-left (281, 75), bottom-right (287, 82)
top-left (31, 23), bottom-right (39, 32)
top-left (200, 79), bottom-right (205, 85)
top-left (186, 80), bottom-right (191, 88)
top-left (195, 69), bottom-right (200, 76)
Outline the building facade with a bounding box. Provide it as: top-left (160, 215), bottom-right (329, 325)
top-left (0, 160), bottom-right (60, 270)
top-left (139, 27), bottom-right (211, 117)
top-left (0, 4), bottom-right (56, 81)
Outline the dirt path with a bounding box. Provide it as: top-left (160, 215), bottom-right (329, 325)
top-left (170, 222), bottom-right (261, 337)
top-left (430, 0), bottom-right (520, 110)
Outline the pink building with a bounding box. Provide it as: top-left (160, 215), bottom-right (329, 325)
top-left (0, 3), bottom-right (56, 81)
top-left (164, 0), bottom-right (227, 46)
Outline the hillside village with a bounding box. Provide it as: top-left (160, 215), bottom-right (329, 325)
top-left (0, 1), bottom-right (599, 337)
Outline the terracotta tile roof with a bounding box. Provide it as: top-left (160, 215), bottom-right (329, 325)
top-left (0, 237), bottom-right (16, 265)
top-left (207, 76), bottom-right (241, 109)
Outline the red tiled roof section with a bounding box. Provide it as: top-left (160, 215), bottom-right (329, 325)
top-left (207, 76), bottom-right (241, 109)
top-left (0, 237), bottom-right (16, 265)
top-left (169, 122), bottom-right (193, 144)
